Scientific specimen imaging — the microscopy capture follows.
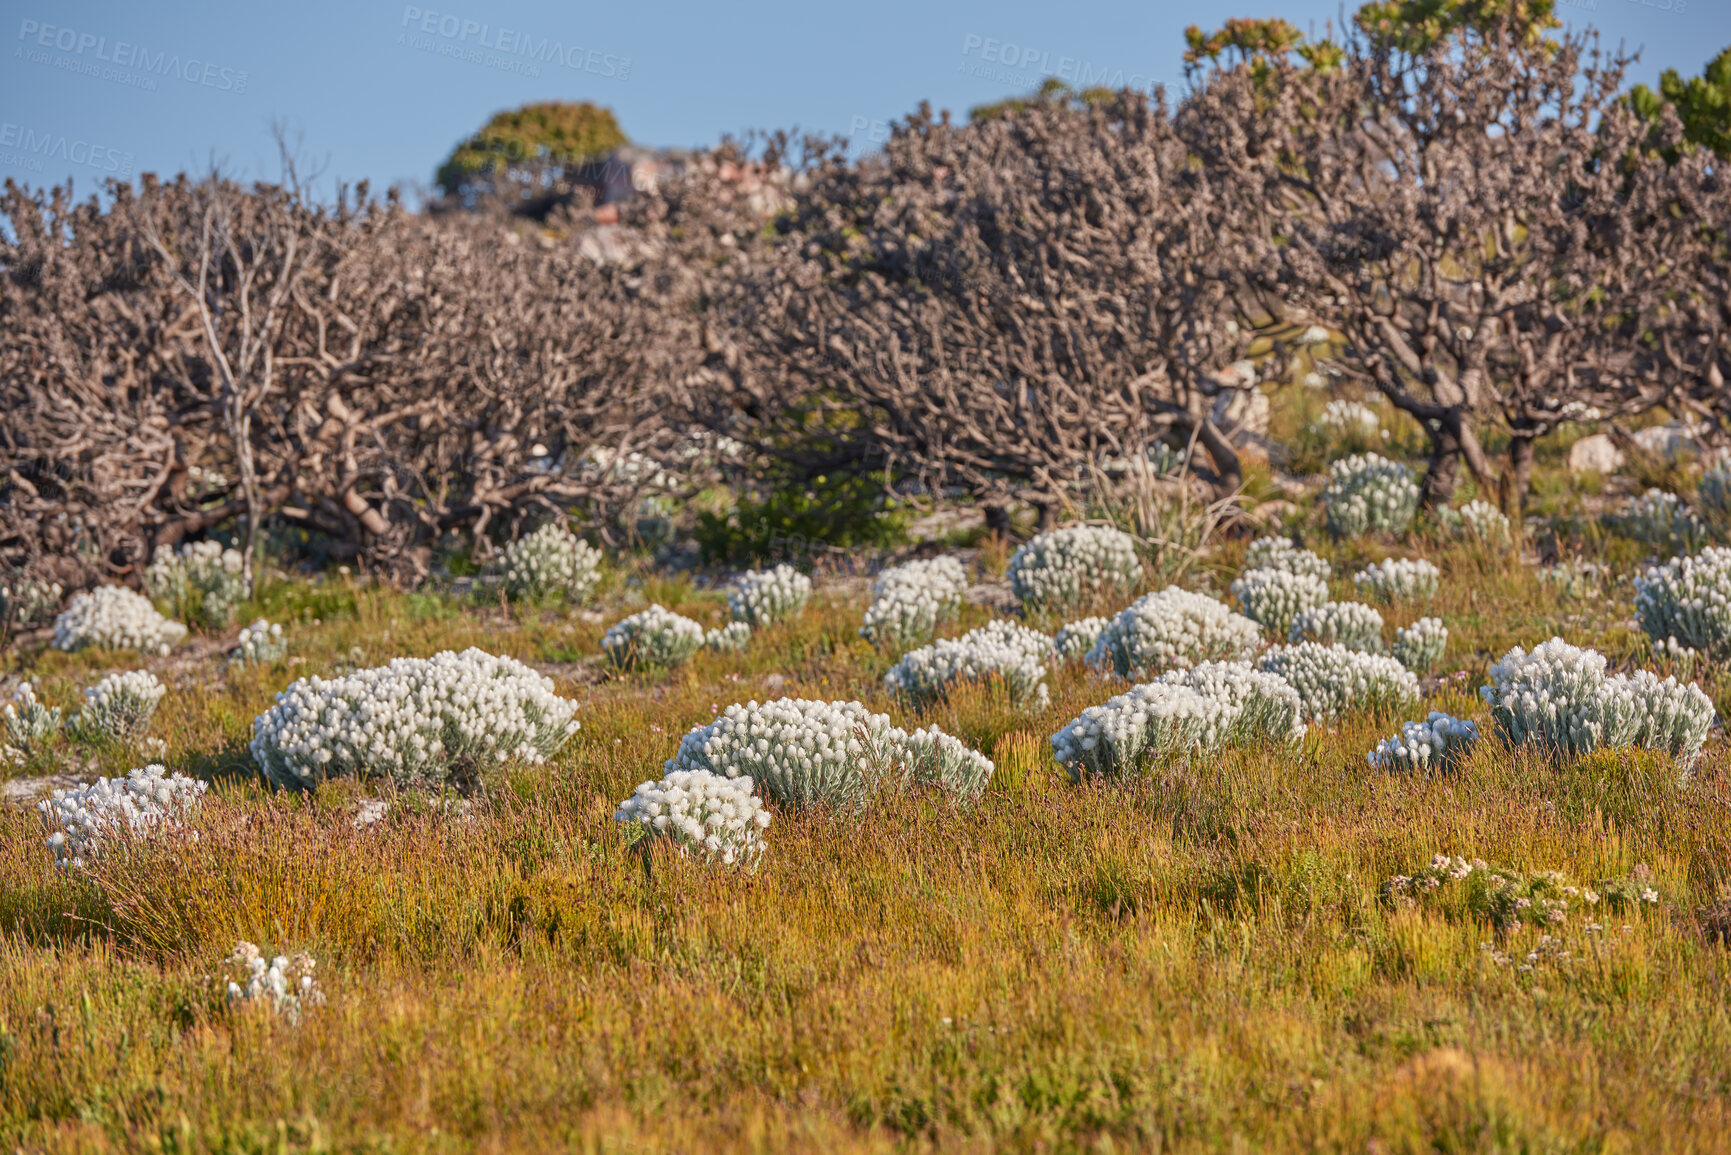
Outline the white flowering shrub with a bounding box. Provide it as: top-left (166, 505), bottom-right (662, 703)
top-left (1322, 454), bottom-right (1420, 537)
top-left (1052, 662), bottom-right (1306, 782)
top-left (1288, 602), bottom-right (1385, 653)
top-left (885, 619), bottom-right (1053, 709)
top-left (1153, 661), bottom-right (1307, 746)
top-left (1479, 638), bottom-right (1715, 761)
top-left (1633, 547), bottom-right (1731, 662)
top-left (1257, 642), bottom-right (1420, 722)
top-left (1, 577), bottom-right (62, 626)
top-left (1053, 617), bottom-right (1111, 661)
top-left (1230, 568), bottom-right (1330, 638)
top-left (3, 682), bottom-right (61, 752)
top-left (1316, 399), bottom-right (1381, 435)
top-left (1088, 587), bottom-right (1264, 678)
top-left (1614, 489), bottom-right (1710, 554)
top-left (223, 942), bottom-right (324, 1023)
top-left (498, 523), bottom-right (602, 604)
top-left (1352, 558), bottom-right (1440, 604)
top-left (1391, 617), bottom-right (1448, 673)
top-left (53, 586), bottom-right (187, 655)
top-left (69, 670), bottom-right (165, 745)
top-left (859, 557), bottom-right (969, 650)
top-left (249, 648), bottom-right (581, 790)
top-left (615, 768), bottom-right (771, 867)
top-left (38, 763), bottom-right (207, 869)
top-left (1007, 525), bottom-right (1143, 616)
top-left (665, 697), bottom-right (993, 809)
top-left (703, 621), bottom-right (753, 653)
top-left (143, 541), bottom-right (248, 628)
top-left (602, 605), bottom-right (707, 669)
top-left (1450, 499), bottom-right (1511, 542)
top-left (728, 564), bottom-right (813, 628)
top-left (230, 618), bottom-right (288, 667)
top-left (1367, 712), bottom-right (1479, 772)
top-left (1242, 536), bottom-right (1331, 580)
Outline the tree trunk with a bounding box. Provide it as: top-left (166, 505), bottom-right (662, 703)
top-left (1420, 424), bottom-right (1462, 510)
top-left (1502, 429), bottom-right (1537, 524)
top-left (1193, 419), bottom-right (1243, 499)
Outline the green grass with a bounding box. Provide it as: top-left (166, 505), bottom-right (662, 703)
top-left (2, 529), bottom-right (1729, 1152)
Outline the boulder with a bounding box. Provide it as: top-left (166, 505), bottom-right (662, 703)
top-left (1567, 434), bottom-right (1624, 475)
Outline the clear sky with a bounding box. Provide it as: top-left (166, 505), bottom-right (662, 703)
top-left (1, 0), bottom-right (1725, 204)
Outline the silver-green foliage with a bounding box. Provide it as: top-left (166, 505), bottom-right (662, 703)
top-left (1230, 568), bottom-right (1329, 638)
top-left (1322, 454), bottom-right (1419, 537)
top-left (1288, 602), bottom-right (1385, 653)
top-left (1257, 642), bottom-right (1419, 722)
top-left (1633, 547), bottom-right (1731, 661)
top-left (1391, 617), bottom-right (1448, 673)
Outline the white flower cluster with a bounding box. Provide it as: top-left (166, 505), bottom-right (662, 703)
top-left (1614, 489), bottom-right (1710, 554)
top-left (498, 523), bottom-right (602, 604)
top-left (70, 670), bottom-right (165, 744)
top-left (1088, 587), bottom-right (1264, 678)
top-left (1007, 525), bottom-right (1143, 615)
top-left (1315, 399), bottom-right (1380, 433)
top-left (885, 619), bottom-right (1053, 709)
top-left (3, 682), bottom-right (61, 751)
top-left (615, 768), bottom-right (771, 867)
top-left (1051, 662), bottom-right (1303, 781)
top-left (1633, 547), bottom-right (1731, 662)
top-left (1053, 617), bottom-right (1111, 661)
top-left (602, 604), bottom-right (707, 669)
top-left (225, 941), bottom-right (324, 1023)
top-left (859, 557), bottom-right (969, 650)
top-left (249, 648), bottom-right (581, 790)
top-left (1353, 557), bottom-right (1440, 603)
top-left (1, 577), bottom-right (62, 626)
top-left (665, 697), bottom-right (993, 809)
top-left (1479, 638), bottom-right (1716, 761)
top-left (37, 763), bottom-right (207, 869)
top-left (1391, 617), bottom-right (1448, 673)
top-left (1230, 568), bottom-right (1330, 637)
top-left (1242, 536), bottom-right (1331, 580)
top-left (1367, 712), bottom-right (1479, 772)
top-left (1447, 500), bottom-right (1511, 541)
top-left (1257, 642), bottom-right (1420, 722)
top-left (728, 564), bottom-right (813, 627)
top-left (1147, 442), bottom-right (1188, 475)
top-left (53, 586), bottom-right (187, 655)
top-left (231, 618), bottom-right (288, 667)
top-left (1288, 601), bottom-right (1385, 653)
top-left (1322, 454), bottom-right (1420, 537)
top-left (703, 621), bottom-right (753, 653)
top-left (143, 541), bottom-right (247, 628)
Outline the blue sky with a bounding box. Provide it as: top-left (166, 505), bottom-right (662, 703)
top-left (1, 0), bottom-right (1724, 204)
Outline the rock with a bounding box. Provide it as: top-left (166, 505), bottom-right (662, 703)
top-left (1567, 434), bottom-right (1624, 475)
top-left (1, 774), bottom-right (81, 807)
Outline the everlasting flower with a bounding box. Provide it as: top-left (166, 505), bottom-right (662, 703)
top-left (38, 763), bottom-right (206, 869)
top-left (728, 564), bottom-right (813, 628)
top-left (1242, 536), bottom-right (1331, 580)
top-left (3, 681), bottom-right (62, 751)
top-left (69, 670), bottom-right (165, 744)
top-left (1088, 587), bottom-right (1263, 678)
top-left (224, 941), bottom-right (324, 1023)
top-left (54, 586), bottom-right (187, 655)
top-left (1052, 616), bottom-right (1112, 661)
top-left (1391, 617), bottom-right (1448, 673)
top-left (885, 619), bottom-right (1053, 709)
top-left (144, 541), bottom-right (247, 628)
top-left (1257, 642), bottom-right (1419, 722)
top-left (1322, 454), bottom-right (1419, 537)
top-left (1367, 711), bottom-right (1479, 771)
top-left (1634, 546), bottom-right (1731, 662)
top-left (602, 605), bottom-right (706, 669)
top-left (0, 577), bottom-right (62, 627)
top-left (1007, 525), bottom-right (1142, 616)
top-left (616, 768), bottom-right (770, 867)
top-left (1353, 558), bottom-right (1440, 603)
top-left (497, 523), bottom-right (603, 604)
top-left (859, 557), bottom-right (969, 649)
top-left (1288, 601), bottom-right (1385, 653)
top-left (1614, 489), bottom-right (1709, 554)
top-left (1230, 568), bottom-right (1329, 638)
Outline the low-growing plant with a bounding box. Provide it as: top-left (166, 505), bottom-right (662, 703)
top-left (859, 556), bottom-right (969, 650)
top-left (2, 681), bottom-right (61, 752)
top-left (1321, 453), bottom-right (1419, 537)
top-left (1367, 711), bottom-right (1479, 772)
top-left (1052, 616), bottom-right (1111, 661)
top-left (1229, 567), bottom-right (1329, 638)
top-left (53, 586), bottom-right (188, 655)
top-left (144, 540), bottom-right (248, 628)
top-left (884, 619), bottom-right (1053, 709)
top-left (1353, 557), bottom-right (1440, 603)
top-left (1257, 642), bottom-right (1419, 722)
top-left (1634, 546), bottom-right (1731, 662)
top-left (614, 768), bottom-right (771, 868)
top-left (1614, 489), bottom-right (1710, 555)
top-left (1288, 601), bottom-right (1385, 653)
top-left (68, 670), bottom-right (166, 745)
top-left (1241, 536), bottom-right (1330, 580)
top-left (728, 564), bottom-right (813, 628)
top-left (1391, 616), bottom-right (1448, 673)
top-left (37, 763), bottom-right (207, 869)
top-left (222, 942), bottom-right (325, 1024)
top-left (1088, 587), bottom-right (1264, 678)
top-left (602, 605), bottom-right (707, 669)
top-left (1007, 524), bottom-right (1143, 616)
top-left (0, 577), bottom-right (62, 628)
top-left (248, 648), bottom-right (581, 790)
top-left (230, 618), bottom-right (289, 667)
top-left (702, 621), bottom-right (753, 653)
top-left (497, 522), bottom-right (603, 604)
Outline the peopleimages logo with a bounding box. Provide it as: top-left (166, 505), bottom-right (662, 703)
top-left (959, 34), bottom-right (1157, 94)
top-left (397, 7), bottom-right (630, 80)
top-left (0, 122), bottom-right (135, 177)
top-left (16, 19), bottom-right (249, 92)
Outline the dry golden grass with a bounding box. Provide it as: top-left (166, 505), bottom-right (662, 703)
top-left (2, 531), bottom-right (1729, 1153)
